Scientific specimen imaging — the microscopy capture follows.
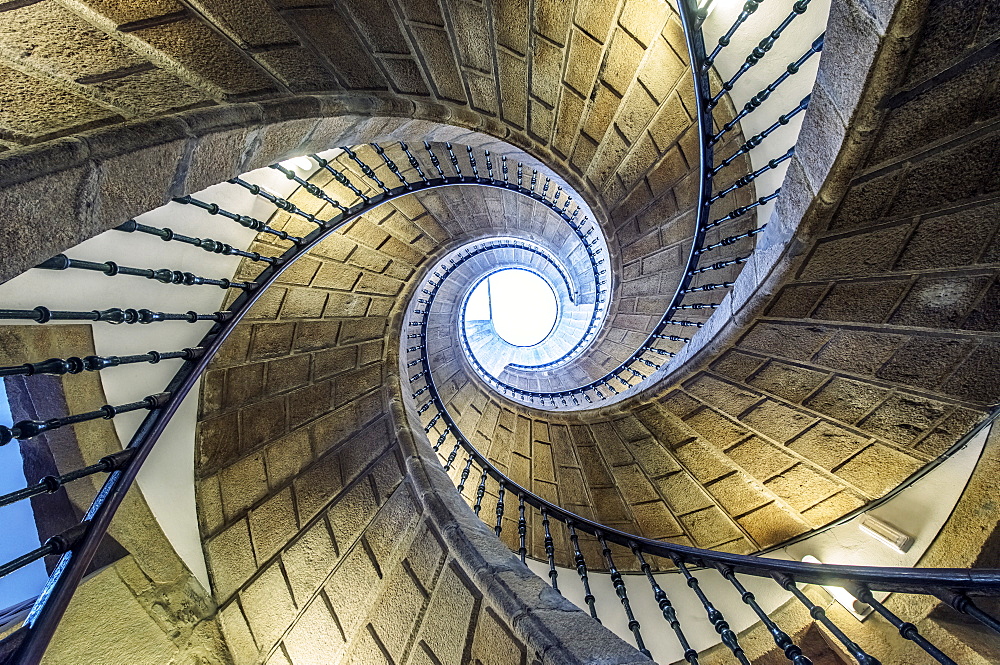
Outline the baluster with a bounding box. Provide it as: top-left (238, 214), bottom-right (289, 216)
top-left (484, 150), bottom-right (494, 180)
top-left (175, 196), bottom-right (303, 243)
top-left (466, 146), bottom-right (480, 179)
top-left (710, 148), bottom-right (794, 200)
top-left (672, 555), bottom-right (750, 664)
top-left (846, 583), bottom-right (954, 665)
top-left (703, 0), bottom-right (761, 69)
top-left (0, 450), bottom-right (134, 509)
top-left (502, 155), bottom-right (509, 185)
top-left (423, 141), bottom-right (446, 178)
top-left (370, 143), bottom-right (410, 189)
top-left (598, 533), bottom-right (651, 657)
top-left (716, 564), bottom-right (810, 665)
top-left (712, 96), bottom-right (811, 176)
top-left (933, 590), bottom-right (1000, 636)
top-left (689, 256), bottom-right (748, 274)
top-left (567, 521), bottom-right (599, 621)
top-left (226, 176), bottom-right (325, 226)
top-left (270, 163), bottom-right (348, 213)
top-left (443, 439), bottom-right (462, 471)
top-left (0, 393), bottom-right (170, 445)
top-left (517, 497), bottom-right (527, 563)
top-left (457, 456), bottom-right (474, 493)
top-left (0, 347), bottom-right (203, 378)
top-left (705, 190), bottom-right (781, 230)
top-left (713, 36), bottom-right (823, 142)
top-left (772, 573), bottom-right (881, 665)
top-left (709, 0), bottom-right (813, 108)
top-left (517, 162), bottom-right (523, 187)
top-left (494, 480), bottom-right (505, 537)
top-left (398, 142), bottom-right (430, 184)
top-left (529, 169), bottom-right (538, 193)
top-left (116, 220), bottom-right (278, 264)
top-left (473, 469), bottom-right (488, 515)
top-left (0, 307), bottom-right (231, 325)
top-left (310, 154), bottom-right (371, 203)
top-left (341, 146), bottom-right (390, 194)
top-left (633, 547), bottom-right (697, 663)
top-left (0, 523), bottom-right (88, 579)
top-left (35, 255), bottom-right (254, 291)
top-left (443, 142), bottom-right (464, 180)
top-left (542, 508), bottom-right (559, 591)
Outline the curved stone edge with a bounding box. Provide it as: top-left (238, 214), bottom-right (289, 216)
top-left (386, 392), bottom-right (654, 665)
top-left (0, 93), bottom-right (600, 286)
top-left (570, 0), bottom-right (924, 416)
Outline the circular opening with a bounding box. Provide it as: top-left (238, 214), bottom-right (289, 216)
top-left (465, 269), bottom-right (558, 347)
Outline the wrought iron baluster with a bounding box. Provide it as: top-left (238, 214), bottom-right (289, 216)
top-left (0, 524), bottom-right (88, 580)
top-left (634, 547), bottom-right (697, 663)
top-left (226, 176), bottom-right (326, 226)
top-left (710, 148), bottom-right (794, 202)
top-left (443, 439), bottom-right (461, 471)
top-left (398, 142), bottom-right (429, 184)
top-left (672, 555), bottom-right (750, 664)
top-left (542, 508), bottom-right (559, 591)
top-left (933, 590), bottom-right (1000, 636)
top-left (0, 450), bottom-right (134, 509)
top-left (712, 96), bottom-right (811, 176)
top-left (0, 348), bottom-right (203, 378)
top-left (772, 573), bottom-right (881, 665)
top-left (598, 533), bottom-right (651, 658)
top-left (473, 469), bottom-right (488, 515)
top-left (716, 564), bottom-right (810, 665)
top-left (174, 196), bottom-right (302, 242)
top-left (370, 143), bottom-right (409, 189)
top-left (310, 154), bottom-right (371, 203)
top-left (341, 146), bottom-right (390, 194)
top-left (466, 146), bottom-right (479, 179)
top-left (35, 255), bottom-right (254, 291)
top-left (495, 480), bottom-right (505, 537)
top-left (0, 393), bottom-right (170, 445)
top-left (703, 0), bottom-right (761, 69)
top-left (457, 456), bottom-right (474, 493)
top-left (423, 141), bottom-right (446, 179)
top-left (0, 307), bottom-right (231, 325)
top-left (115, 220), bottom-right (277, 264)
top-left (846, 583), bottom-right (955, 665)
top-left (517, 497), bottom-right (527, 563)
top-left (567, 521), bottom-right (599, 622)
top-left (270, 163), bottom-right (348, 213)
top-left (704, 190), bottom-right (781, 230)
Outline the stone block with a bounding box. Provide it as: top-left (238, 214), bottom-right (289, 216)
top-left (250, 323), bottom-right (296, 360)
top-left (564, 29), bottom-right (602, 96)
top-left (940, 340), bottom-right (1000, 403)
top-left (369, 566), bottom-right (426, 662)
top-left (726, 436), bottom-right (797, 481)
top-left (684, 374), bottom-right (762, 416)
top-left (705, 472), bottom-right (770, 516)
top-left (294, 452), bottom-right (343, 523)
top-left (241, 395), bottom-right (289, 449)
top-left (890, 275), bottom-right (991, 329)
top-left (610, 464), bottom-right (658, 504)
top-left (600, 29), bottom-right (644, 96)
top-left (206, 520), bottom-right (257, 600)
top-left (801, 491), bottom-right (867, 527)
top-left (764, 464), bottom-right (841, 512)
top-left (249, 487), bottom-right (298, 563)
top-left (219, 453), bottom-right (269, 522)
top-left (673, 440), bottom-right (734, 483)
top-left (711, 351), bottom-right (766, 382)
top-left (859, 393), bottom-right (949, 446)
top-left (896, 202), bottom-right (1000, 270)
top-left (240, 561), bottom-right (299, 650)
top-left (638, 36), bottom-right (686, 102)
top-left (835, 444), bottom-right (923, 497)
top-left (679, 506), bottom-right (743, 548)
top-left (800, 225), bottom-right (911, 281)
top-left (265, 354), bottom-right (312, 398)
top-left (766, 284), bottom-right (828, 318)
top-left (813, 278), bottom-right (911, 323)
top-left (328, 478), bottom-right (379, 549)
top-left (412, 563), bottom-right (477, 665)
top-left (737, 503), bottom-right (809, 548)
top-left (198, 411), bottom-right (243, 474)
top-left (813, 330), bottom-right (904, 375)
top-left (283, 517), bottom-right (339, 605)
top-left (630, 499), bottom-right (684, 539)
top-left (325, 544), bottom-right (382, 639)
top-left (787, 422), bottom-right (869, 471)
top-left (470, 607), bottom-right (526, 665)
top-left (591, 487), bottom-right (632, 523)
top-left (683, 408), bottom-right (749, 448)
top-left (741, 400), bottom-right (815, 443)
top-left (283, 597), bottom-right (347, 664)
top-left (738, 322), bottom-right (833, 361)
top-left (804, 377), bottom-right (890, 424)
top-left (218, 602), bottom-right (259, 665)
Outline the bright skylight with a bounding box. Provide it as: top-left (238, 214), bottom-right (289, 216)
top-left (466, 269), bottom-right (558, 347)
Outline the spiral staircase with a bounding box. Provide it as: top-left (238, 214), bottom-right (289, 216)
top-left (0, 0), bottom-right (999, 663)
